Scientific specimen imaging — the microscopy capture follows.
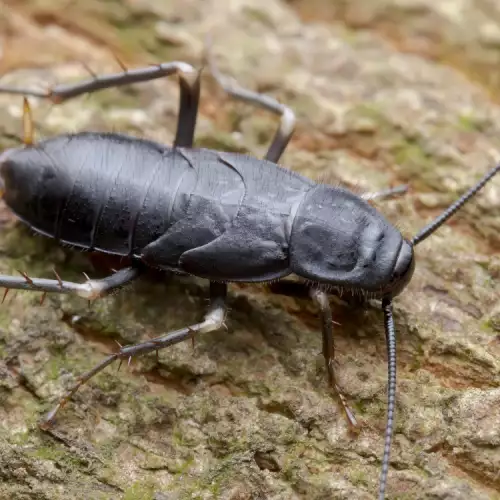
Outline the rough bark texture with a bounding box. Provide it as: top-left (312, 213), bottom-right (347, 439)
top-left (0, 1), bottom-right (499, 499)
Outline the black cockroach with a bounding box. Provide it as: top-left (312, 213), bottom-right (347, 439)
top-left (0, 48), bottom-right (497, 500)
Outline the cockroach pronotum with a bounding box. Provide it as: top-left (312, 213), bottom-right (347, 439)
top-left (0, 46), bottom-right (497, 499)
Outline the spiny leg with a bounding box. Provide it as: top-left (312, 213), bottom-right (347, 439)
top-left (309, 289), bottom-right (358, 428)
top-left (0, 61), bottom-right (201, 148)
top-left (0, 266), bottom-right (141, 301)
top-left (40, 281), bottom-right (227, 429)
top-left (204, 38), bottom-right (295, 163)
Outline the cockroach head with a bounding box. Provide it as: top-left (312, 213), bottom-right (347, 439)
top-left (380, 158), bottom-right (500, 297)
top-left (379, 238), bottom-right (415, 297)
top-left (290, 184), bottom-right (415, 297)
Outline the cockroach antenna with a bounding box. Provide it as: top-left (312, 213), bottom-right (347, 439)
top-left (377, 160), bottom-right (499, 500)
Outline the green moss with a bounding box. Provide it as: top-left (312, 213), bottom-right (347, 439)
top-left (92, 372), bottom-right (122, 392)
top-left (194, 132), bottom-right (250, 153)
top-left (389, 136), bottom-right (449, 189)
top-left (172, 455), bottom-right (195, 475)
top-left (1, 226), bottom-right (48, 262)
top-left (242, 6), bottom-right (275, 28)
top-left (45, 355), bottom-right (66, 381)
top-left (481, 317), bottom-right (500, 333)
top-left (281, 443), bottom-right (307, 484)
top-left (89, 86), bottom-right (143, 111)
top-left (353, 399), bottom-right (368, 415)
top-left (99, 3), bottom-right (167, 57)
top-left (25, 0), bottom-right (179, 62)
top-left (5, 394), bottom-right (45, 433)
top-left (171, 424), bottom-right (193, 448)
top-left (456, 113), bottom-right (488, 132)
top-left (187, 465), bottom-right (230, 497)
top-left (346, 103), bottom-right (396, 135)
top-left (8, 429), bottom-right (32, 445)
top-left (348, 468), bottom-right (369, 487)
top-left (30, 445), bottom-right (66, 461)
top-left (0, 224), bottom-right (91, 286)
top-left (28, 444), bottom-right (88, 469)
top-left (83, 1), bottom-right (169, 58)
top-left (0, 306), bottom-right (13, 330)
top-left (393, 138), bottom-right (432, 170)
top-left (347, 103), bottom-right (386, 122)
top-left (97, 438), bottom-right (123, 461)
top-left (123, 479), bottom-right (157, 500)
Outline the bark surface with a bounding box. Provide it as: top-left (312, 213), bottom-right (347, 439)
top-left (0, 1), bottom-right (499, 499)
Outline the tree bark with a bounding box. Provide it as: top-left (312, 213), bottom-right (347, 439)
top-left (0, 1), bottom-right (499, 499)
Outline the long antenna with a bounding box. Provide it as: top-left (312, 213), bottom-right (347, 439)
top-left (412, 163), bottom-right (500, 245)
top-left (379, 161), bottom-right (498, 498)
top-left (379, 298), bottom-right (396, 500)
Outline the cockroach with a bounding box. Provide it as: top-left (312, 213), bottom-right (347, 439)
top-left (0, 48), bottom-right (497, 500)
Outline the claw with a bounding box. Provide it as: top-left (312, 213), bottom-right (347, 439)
top-left (40, 292), bottom-right (47, 305)
top-left (2, 288), bottom-right (9, 304)
top-left (39, 406), bottom-right (58, 431)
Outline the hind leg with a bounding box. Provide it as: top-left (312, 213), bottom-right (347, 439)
top-left (0, 266), bottom-right (142, 302)
top-left (39, 282), bottom-right (227, 429)
top-left (205, 40), bottom-right (295, 163)
top-left (0, 61), bottom-right (201, 147)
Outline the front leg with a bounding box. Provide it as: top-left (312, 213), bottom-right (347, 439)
top-left (0, 61), bottom-right (201, 148)
top-left (205, 38), bottom-right (296, 163)
top-left (310, 288), bottom-right (358, 428)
